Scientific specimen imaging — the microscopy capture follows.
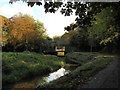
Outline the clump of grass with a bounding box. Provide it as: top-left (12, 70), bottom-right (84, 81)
top-left (65, 52), bottom-right (98, 65)
top-left (38, 55), bottom-right (112, 88)
top-left (2, 52), bottom-right (65, 85)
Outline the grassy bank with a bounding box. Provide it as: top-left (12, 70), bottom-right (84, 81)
top-left (2, 52), bottom-right (65, 85)
top-left (38, 52), bottom-right (113, 88)
top-left (65, 52), bottom-right (107, 65)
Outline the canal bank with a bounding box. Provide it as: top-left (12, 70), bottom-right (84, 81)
top-left (36, 55), bottom-right (113, 89)
top-left (3, 64), bottom-right (78, 90)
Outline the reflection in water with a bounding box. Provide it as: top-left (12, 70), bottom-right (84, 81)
top-left (5, 67), bottom-right (71, 89)
top-left (46, 67), bottom-right (69, 82)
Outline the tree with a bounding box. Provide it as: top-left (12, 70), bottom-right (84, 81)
top-left (0, 15), bottom-right (11, 46)
top-left (64, 23), bottom-right (78, 31)
top-left (52, 35), bottom-right (62, 46)
top-left (7, 14), bottom-right (36, 51)
top-left (9, 1), bottom-right (120, 28)
top-left (1, 13), bottom-right (49, 52)
top-left (35, 20), bottom-right (47, 39)
top-left (9, 1), bottom-right (120, 53)
top-left (88, 7), bottom-right (120, 53)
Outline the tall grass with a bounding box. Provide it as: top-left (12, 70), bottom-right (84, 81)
top-left (2, 52), bottom-right (65, 84)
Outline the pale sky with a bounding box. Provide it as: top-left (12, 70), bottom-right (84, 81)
top-left (0, 0), bottom-right (77, 37)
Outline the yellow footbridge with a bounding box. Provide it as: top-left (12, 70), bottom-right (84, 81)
top-left (55, 46), bottom-right (65, 56)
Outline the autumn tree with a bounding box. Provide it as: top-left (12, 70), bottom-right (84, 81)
top-left (7, 14), bottom-right (36, 51)
top-left (8, 1), bottom-right (120, 53)
top-left (1, 13), bottom-right (49, 52)
top-left (0, 15), bottom-right (11, 46)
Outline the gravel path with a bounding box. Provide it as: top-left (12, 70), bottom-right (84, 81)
top-left (79, 56), bottom-right (120, 88)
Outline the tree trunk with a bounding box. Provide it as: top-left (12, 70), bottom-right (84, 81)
top-left (25, 39), bottom-right (28, 51)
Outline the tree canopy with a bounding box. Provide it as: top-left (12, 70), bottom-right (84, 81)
top-left (9, 1), bottom-right (120, 28)
top-left (1, 13), bottom-right (51, 52)
top-left (6, 1), bottom-right (120, 53)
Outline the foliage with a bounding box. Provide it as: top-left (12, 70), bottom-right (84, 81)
top-left (62, 30), bottom-right (77, 45)
top-left (88, 7), bottom-right (120, 53)
top-left (89, 7), bottom-right (118, 45)
top-left (9, 1), bottom-right (120, 28)
top-left (0, 15), bottom-right (11, 46)
top-left (64, 23), bottom-right (78, 31)
top-left (8, 14), bottom-right (36, 51)
top-left (5, 1), bottom-right (120, 53)
top-left (61, 7), bottom-right (120, 53)
top-left (38, 53), bottom-right (113, 88)
top-left (2, 52), bottom-right (65, 85)
top-left (1, 13), bottom-right (51, 53)
top-left (35, 20), bottom-right (47, 39)
top-left (61, 27), bottom-right (89, 52)
top-left (52, 36), bottom-right (62, 46)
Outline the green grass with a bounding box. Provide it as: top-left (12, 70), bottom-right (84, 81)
top-left (2, 52), bottom-right (65, 84)
top-left (65, 52), bottom-right (112, 65)
top-left (38, 53), bottom-right (113, 88)
top-left (65, 52), bottom-right (96, 65)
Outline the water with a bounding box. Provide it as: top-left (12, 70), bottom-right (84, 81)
top-left (36, 67), bottom-right (70, 87)
top-left (4, 66), bottom-right (76, 89)
top-left (46, 67), bottom-right (69, 82)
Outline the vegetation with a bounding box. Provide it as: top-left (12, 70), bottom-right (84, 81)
top-left (1, 2), bottom-right (120, 54)
top-left (9, 1), bottom-right (120, 30)
top-left (2, 52), bottom-right (65, 85)
top-left (61, 7), bottom-right (120, 53)
top-left (0, 13), bottom-right (52, 53)
top-left (1, 1), bottom-right (120, 89)
top-left (37, 53), bottom-right (113, 88)
top-left (65, 52), bottom-right (98, 65)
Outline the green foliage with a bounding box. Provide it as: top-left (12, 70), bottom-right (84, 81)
top-left (9, 1), bottom-right (120, 36)
top-left (87, 7), bottom-right (120, 53)
top-left (35, 20), bottom-right (47, 38)
top-left (62, 7), bottom-right (120, 53)
top-left (71, 28), bottom-right (89, 51)
top-left (38, 53), bottom-right (113, 88)
top-left (2, 52), bottom-right (65, 84)
top-left (89, 7), bottom-right (116, 45)
top-left (52, 36), bottom-right (63, 46)
top-left (61, 28), bottom-right (89, 52)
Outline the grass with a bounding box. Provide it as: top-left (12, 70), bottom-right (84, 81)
top-left (65, 52), bottom-right (96, 65)
top-left (37, 53), bottom-right (113, 88)
top-left (2, 52), bottom-right (65, 85)
top-left (65, 52), bottom-right (112, 65)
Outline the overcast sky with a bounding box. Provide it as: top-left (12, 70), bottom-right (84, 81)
top-left (0, 0), bottom-right (77, 37)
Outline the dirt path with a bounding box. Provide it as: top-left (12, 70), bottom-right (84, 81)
top-left (78, 56), bottom-right (120, 88)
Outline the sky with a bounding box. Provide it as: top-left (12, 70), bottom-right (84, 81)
top-left (0, 0), bottom-right (77, 37)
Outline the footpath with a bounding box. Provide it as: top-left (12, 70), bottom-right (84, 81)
top-left (78, 56), bottom-right (120, 89)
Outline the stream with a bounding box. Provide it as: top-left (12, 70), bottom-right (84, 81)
top-left (4, 64), bottom-right (78, 89)
top-left (46, 67), bottom-right (69, 82)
